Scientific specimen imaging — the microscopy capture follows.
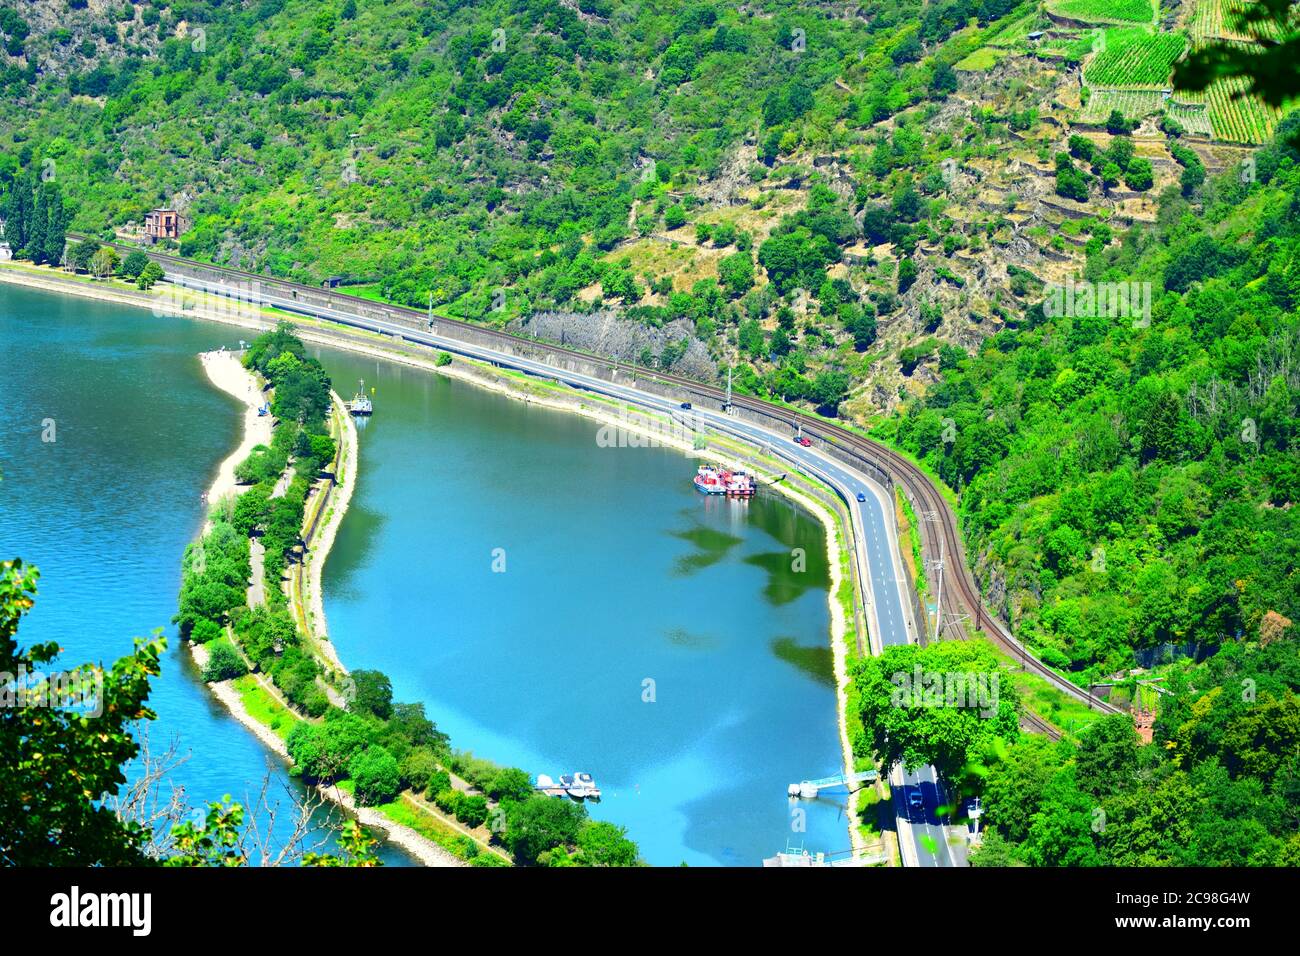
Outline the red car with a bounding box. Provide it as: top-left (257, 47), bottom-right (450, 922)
top-left (796, 437), bottom-right (812, 447)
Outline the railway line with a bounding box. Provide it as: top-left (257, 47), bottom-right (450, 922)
top-left (86, 237), bottom-right (1120, 730)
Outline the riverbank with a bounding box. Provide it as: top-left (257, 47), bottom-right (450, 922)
top-left (297, 390), bottom-right (356, 673)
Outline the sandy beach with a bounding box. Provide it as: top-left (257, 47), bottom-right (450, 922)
top-left (199, 350), bottom-right (272, 520)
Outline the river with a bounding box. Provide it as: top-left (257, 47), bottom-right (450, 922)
top-left (313, 346), bottom-right (851, 866)
top-left (0, 284), bottom-right (410, 864)
top-left (0, 281), bottom-right (850, 867)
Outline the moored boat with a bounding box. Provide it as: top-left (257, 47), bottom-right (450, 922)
top-left (347, 378), bottom-right (373, 416)
top-left (693, 464), bottom-right (755, 498)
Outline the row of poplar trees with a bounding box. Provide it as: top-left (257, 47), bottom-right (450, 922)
top-left (1, 168), bottom-right (67, 266)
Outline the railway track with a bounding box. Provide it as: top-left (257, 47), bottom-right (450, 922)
top-left (86, 237), bottom-right (1119, 728)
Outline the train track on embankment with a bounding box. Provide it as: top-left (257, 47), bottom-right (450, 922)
top-left (80, 237), bottom-right (1120, 732)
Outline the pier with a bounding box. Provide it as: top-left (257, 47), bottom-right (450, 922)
top-left (787, 769), bottom-right (878, 799)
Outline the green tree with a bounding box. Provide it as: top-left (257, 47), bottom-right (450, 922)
top-left (349, 745), bottom-right (401, 806)
top-left (851, 639), bottom-right (1021, 783)
top-left (348, 669), bottom-right (393, 719)
top-left (504, 794), bottom-right (587, 865)
top-left (1, 560), bottom-right (164, 865)
top-left (201, 639), bottom-right (248, 682)
top-left (576, 820), bottom-right (641, 866)
top-left (120, 250), bottom-right (150, 280)
top-left (718, 251), bottom-right (755, 298)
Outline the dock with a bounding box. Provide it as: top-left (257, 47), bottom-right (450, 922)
top-left (787, 769), bottom-right (878, 799)
top-left (763, 845), bottom-right (887, 867)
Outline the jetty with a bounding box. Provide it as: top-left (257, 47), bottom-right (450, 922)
top-left (787, 769), bottom-right (878, 799)
top-left (763, 844), bottom-right (887, 867)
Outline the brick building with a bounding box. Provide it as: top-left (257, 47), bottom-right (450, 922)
top-left (144, 208), bottom-right (184, 242)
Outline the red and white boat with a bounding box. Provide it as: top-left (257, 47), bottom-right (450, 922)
top-left (694, 464), bottom-right (755, 498)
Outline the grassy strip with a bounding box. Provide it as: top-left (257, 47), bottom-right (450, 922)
top-left (334, 784), bottom-right (509, 866)
top-left (231, 673), bottom-right (302, 742)
top-left (895, 486), bottom-right (929, 601)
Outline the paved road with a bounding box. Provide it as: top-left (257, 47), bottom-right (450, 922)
top-left (171, 273), bottom-right (964, 866)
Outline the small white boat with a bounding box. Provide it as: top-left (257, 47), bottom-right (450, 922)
top-left (537, 771), bottom-right (601, 800)
top-left (560, 772), bottom-right (601, 800)
top-left (348, 378), bottom-right (373, 416)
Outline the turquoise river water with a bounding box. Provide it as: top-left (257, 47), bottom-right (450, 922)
top-left (0, 283), bottom-right (850, 866)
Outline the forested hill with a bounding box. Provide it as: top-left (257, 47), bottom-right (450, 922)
top-left (878, 124), bottom-right (1300, 680)
top-left (1, 0), bottom-right (1032, 404)
top-left (1, 0), bottom-right (1003, 292)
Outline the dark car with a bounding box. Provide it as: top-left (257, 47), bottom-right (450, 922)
top-left (856, 492), bottom-right (867, 502)
top-left (908, 791), bottom-right (925, 811)
top-left (680, 402), bottom-right (692, 409)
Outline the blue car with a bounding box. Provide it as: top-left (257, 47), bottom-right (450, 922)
top-left (856, 492), bottom-right (867, 502)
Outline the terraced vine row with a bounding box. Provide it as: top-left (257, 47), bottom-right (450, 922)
top-left (1048, 0), bottom-right (1155, 24)
top-left (1079, 89), bottom-right (1166, 122)
top-left (1083, 29), bottom-right (1187, 87)
top-left (1191, 0), bottom-right (1286, 41)
top-left (1204, 73), bottom-right (1283, 142)
top-left (1165, 99), bottom-right (1215, 136)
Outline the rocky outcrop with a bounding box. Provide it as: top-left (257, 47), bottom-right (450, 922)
top-left (510, 310), bottom-right (717, 382)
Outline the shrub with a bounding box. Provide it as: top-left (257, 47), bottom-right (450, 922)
top-left (189, 617), bottom-right (223, 645)
top-left (400, 747), bottom-right (439, 791)
top-left (202, 639), bottom-right (247, 682)
top-left (455, 794), bottom-right (489, 828)
top-left (349, 745), bottom-right (401, 807)
top-left (435, 351), bottom-right (453, 366)
top-left (425, 769), bottom-right (452, 800)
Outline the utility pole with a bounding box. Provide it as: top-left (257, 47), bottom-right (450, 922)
top-left (724, 366), bottom-right (733, 413)
top-left (427, 290), bottom-right (434, 329)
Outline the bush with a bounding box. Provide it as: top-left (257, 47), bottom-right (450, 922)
top-left (399, 747), bottom-right (439, 791)
top-left (433, 788), bottom-right (459, 814)
top-left (189, 617), bottom-right (223, 645)
top-left (349, 745), bottom-right (402, 807)
top-left (202, 639), bottom-right (247, 682)
top-left (435, 351), bottom-right (453, 367)
top-left (455, 793), bottom-right (489, 828)
top-left (425, 769), bottom-right (452, 800)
